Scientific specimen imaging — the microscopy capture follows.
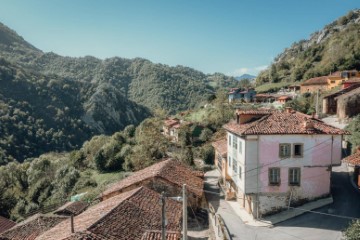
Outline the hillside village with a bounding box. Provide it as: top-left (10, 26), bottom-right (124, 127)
top-left (0, 7), bottom-right (360, 240)
top-left (0, 69), bottom-right (359, 239)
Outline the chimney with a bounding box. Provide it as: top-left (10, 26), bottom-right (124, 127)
top-left (70, 215), bottom-right (74, 233)
top-left (236, 114), bottom-right (240, 124)
top-left (303, 120), bottom-right (315, 130)
top-left (311, 112), bottom-right (316, 119)
top-left (285, 107), bottom-right (292, 113)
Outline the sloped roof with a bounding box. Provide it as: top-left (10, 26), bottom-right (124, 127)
top-left (37, 187), bottom-right (182, 240)
top-left (324, 84), bottom-right (360, 99)
top-left (224, 110), bottom-right (348, 135)
top-left (212, 139), bottom-right (227, 157)
top-left (0, 214), bottom-right (67, 240)
top-left (54, 201), bottom-right (89, 216)
top-left (164, 118), bottom-right (180, 127)
top-left (342, 152), bottom-right (360, 165)
top-left (344, 78), bottom-right (360, 83)
top-left (101, 159), bottom-right (204, 198)
top-left (141, 230), bottom-right (181, 240)
top-left (0, 217), bottom-right (15, 235)
top-left (62, 231), bottom-right (117, 240)
top-left (335, 86), bottom-right (360, 100)
top-left (301, 76), bottom-right (328, 86)
top-left (277, 95), bottom-right (292, 100)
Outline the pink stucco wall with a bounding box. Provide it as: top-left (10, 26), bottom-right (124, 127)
top-left (255, 134), bottom-right (341, 198)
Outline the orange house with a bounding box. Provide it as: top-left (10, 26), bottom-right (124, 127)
top-left (300, 70), bottom-right (360, 94)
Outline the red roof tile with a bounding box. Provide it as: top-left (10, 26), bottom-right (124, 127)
top-left (344, 78), bottom-right (360, 83)
top-left (212, 139), bottom-right (227, 157)
top-left (301, 76), bottom-right (328, 86)
top-left (343, 152), bottom-right (360, 165)
top-left (101, 159), bottom-right (203, 199)
top-left (224, 110), bottom-right (348, 135)
top-left (141, 230), bottom-right (181, 240)
top-left (37, 187), bottom-right (182, 240)
top-left (164, 119), bottom-right (180, 127)
top-left (277, 95), bottom-right (292, 100)
top-left (0, 217), bottom-right (15, 235)
top-left (54, 201), bottom-right (89, 216)
top-left (0, 214), bottom-right (67, 240)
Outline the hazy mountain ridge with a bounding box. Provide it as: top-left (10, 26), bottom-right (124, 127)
top-left (256, 9), bottom-right (360, 85)
top-left (0, 22), bottom-right (237, 163)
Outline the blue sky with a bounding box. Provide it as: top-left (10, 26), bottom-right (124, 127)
top-left (0, 0), bottom-right (358, 76)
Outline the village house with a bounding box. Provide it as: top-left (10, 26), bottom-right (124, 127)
top-left (36, 187), bottom-right (182, 240)
top-left (300, 70), bottom-right (360, 94)
top-left (54, 201), bottom-right (89, 217)
top-left (100, 159), bottom-right (204, 207)
top-left (0, 214), bottom-right (67, 240)
top-left (254, 94), bottom-right (275, 103)
top-left (222, 108), bottom-right (347, 218)
top-left (342, 148), bottom-right (360, 189)
top-left (163, 118), bottom-right (181, 142)
top-left (212, 139), bottom-right (228, 183)
top-left (322, 84), bottom-right (360, 120)
top-left (276, 95), bottom-right (292, 105)
top-left (228, 88), bottom-right (256, 103)
top-left (0, 217), bottom-right (15, 235)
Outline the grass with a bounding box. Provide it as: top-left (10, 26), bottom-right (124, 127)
top-left (184, 108), bottom-right (210, 122)
top-left (92, 171), bottom-right (130, 186)
top-left (255, 82), bottom-right (291, 93)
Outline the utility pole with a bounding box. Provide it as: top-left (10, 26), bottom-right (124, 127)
top-left (182, 184), bottom-right (187, 240)
top-left (316, 89), bottom-right (320, 117)
top-left (161, 192), bottom-right (166, 240)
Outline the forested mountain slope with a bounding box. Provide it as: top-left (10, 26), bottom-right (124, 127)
top-left (256, 9), bottom-right (360, 85)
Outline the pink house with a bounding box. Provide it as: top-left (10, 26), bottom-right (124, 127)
top-left (223, 108), bottom-right (347, 218)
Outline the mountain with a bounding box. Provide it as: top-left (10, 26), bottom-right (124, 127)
top-left (0, 22), bottom-right (237, 163)
top-left (256, 9), bottom-right (360, 86)
top-left (235, 74), bottom-right (256, 81)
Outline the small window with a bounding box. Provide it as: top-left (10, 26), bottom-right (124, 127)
top-left (289, 168), bottom-right (301, 186)
top-left (269, 168), bottom-right (280, 185)
top-left (233, 160), bottom-right (237, 173)
top-left (228, 135), bottom-right (231, 146)
top-left (330, 80), bottom-right (335, 84)
top-left (293, 144), bottom-right (303, 157)
top-left (279, 144), bottom-right (291, 158)
top-left (239, 141), bottom-right (242, 154)
top-left (238, 166), bottom-right (242, 179)
top-left (233, 135), bottom-right (237, 149)
top-left (228, 156), bottom-right (231, 167)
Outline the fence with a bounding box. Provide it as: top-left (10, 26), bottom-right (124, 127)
top-left (208, 203), bottom-right (232, 240)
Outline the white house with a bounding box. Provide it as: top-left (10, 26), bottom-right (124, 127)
top-left (223, 108), bottom-right (347, 218)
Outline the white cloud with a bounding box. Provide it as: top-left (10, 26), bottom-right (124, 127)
top-left (228, 65), bottom-right (268, 77)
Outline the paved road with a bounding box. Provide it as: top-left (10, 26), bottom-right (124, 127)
top-left (205, 163), bottom-right (360, 240)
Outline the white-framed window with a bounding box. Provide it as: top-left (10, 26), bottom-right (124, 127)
top-left (238, 166), bottom-right (242, 179)
top-left (233, 159), bottom-right (237, 173)
top-left (239, 140), bottom-right (242, 154)
top-left (289, 168), bottom-right (301, 186)
top-left (279, 144), bottom-right (291, 158)
top-left (293, 143), bottom-right (303, 157)
top-left (269, 168), bottom-right (280, 185)
top-left (233, 135), bottom-right (237, 149)
top-left (229, 134), bottom-right (231, 146)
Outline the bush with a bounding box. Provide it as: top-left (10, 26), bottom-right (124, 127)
top-left (343, 220), bottom-right (360, 240)
top-left (200, 144), bottom-right (215, 164)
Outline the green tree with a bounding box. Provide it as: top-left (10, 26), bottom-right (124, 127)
top-left (343, 220), bottom-right (360, 240)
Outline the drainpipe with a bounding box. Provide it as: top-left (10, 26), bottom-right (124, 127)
top-left (256, 136), bottom-right (260, 220)
top-left (330, 135), bottom-right (334, 193)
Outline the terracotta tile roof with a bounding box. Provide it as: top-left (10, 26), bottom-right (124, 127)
top-left (212, 139), bottom-right (227, 157)
top-left (255, 94), bottom-right (274, 98)
top-left (324, 84), bottom-right (360, 98)
top-left (235, 109), bottom-right (272, 115)
top-left (164, 119), bottom-right (180, 127)
top-left (0, 217), bottom-right (15, 235)
top-left (328, 71), bottom-right (342, 77)
top-left (141, 230), bottom-right (181, 240)
top-left (224, 110), bottom-right (348, 135)
top-left (54, 201), bottom-right (89, 216)
top-left (62, 231), bottom-right (117, 240)
top-left (0, 214), bottom-right (67, 240)
top-left (342, 152), bottom-right (360, 165)
top-left (101, 159), bottom-right (204, 199)
top-left (345, 78), bottom-right (360, 83)
top-left (301, 76), bottom-right (328, 86)
top-left (37, 187), bottom-right (182, 240)
top-left (277, 95), bottom-right (292, 100)
top-left (335, 86), bottom-right (360, 100)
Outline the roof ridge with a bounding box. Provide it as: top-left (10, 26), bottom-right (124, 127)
top-left (88, 187), bottom-right (144, 230)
